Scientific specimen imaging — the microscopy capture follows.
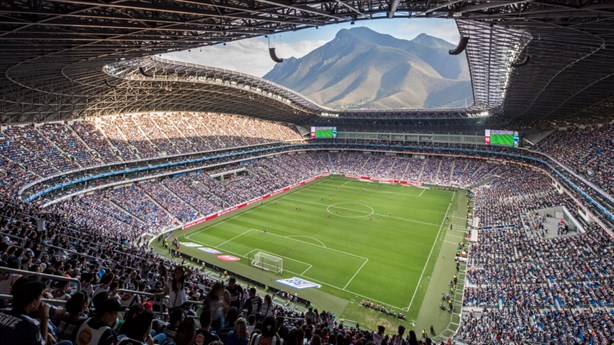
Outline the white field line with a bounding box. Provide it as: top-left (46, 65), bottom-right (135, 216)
top-left (343, 258), bottom-right (369, 289)
top-left (191, 225), bottom-right (365, 268)
top-left (187, 234), bottom-right (406, 311)
top-left (263, 230), bottom-right (367, 260)
top-left (245, 248), bottom-right (313, 273)
top-left (315, 181), bottom-right (440, 199)
top-left (186, 179), bottom-right (443, 312)
top-left (284, 197), bottom-right (440, 227)
top-left (405, 198), bottom-right (453, 312)
top-left (217, 228), bottom-right (255, 247)
top-left (185, 177), bottom-right (334, 239)
top-left (186, 202), bottom-right (265, 237)
top-left (285, 235), bottom-right (327, 248)
top-left (209, 227), bottom-right (369, 287)
top-left (188, 235), bottom-right (310, 277)
top-left (419, 189), bottom-right (425, 197)
top-left (187, 237), bottom-right (254, 262)
top-left (340, 180), bottom-right (353, 187)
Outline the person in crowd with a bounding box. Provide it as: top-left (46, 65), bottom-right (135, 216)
top-left (204, 282), bottom-right (228, 333)
top-left (165, 266), bottom-right (190, 311)
top-left (259, 295), bottom-right (276, 317)
top-left (226, 277), bottom-right (244, 310)
top-left (117, 308), bottom-right (154, 345)
top-left (194, 308), bottom-right (220, 345)
top-left (248, 316), bottom-right (283, 345)
top-left (56, 291), bottom-right (90, 343)
top-left (75, 292), bottom-right (125, 345)
top-left (243, 288), bottom-right (262, 317)
top-left (373, 325), bottom-right (385, 345)
top-left (172, 318), bottom-right (197, 345)
top-left (226, 317), bottom-right (249, 345)
top-left (0, 276), bottom-right (50, 345)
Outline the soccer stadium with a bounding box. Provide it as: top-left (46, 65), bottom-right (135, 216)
top-left (0, 1), bottom-right (613, 345)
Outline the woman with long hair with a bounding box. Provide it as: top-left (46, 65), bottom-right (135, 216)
top-left (226, 317), bottom-right (249, 345)
top-left (166, 266), bottom-right (190, 310)
top-left (204, 282), bottom-right (228, 333)
top-left (407, 330), bottom-right (418, 345)
top-left (259, 294), bottom-right (276, 317)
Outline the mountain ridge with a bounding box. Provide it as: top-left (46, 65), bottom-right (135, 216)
top-left (263, 27), bottom-right (472, 109)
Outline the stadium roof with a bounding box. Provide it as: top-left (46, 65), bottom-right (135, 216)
top-left (1, 0), bottom-right (614, 125)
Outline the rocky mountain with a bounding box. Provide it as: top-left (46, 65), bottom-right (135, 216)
top-left (263, 27), bottom-right (472, 109)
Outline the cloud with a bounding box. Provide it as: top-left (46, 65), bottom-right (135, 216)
top-left (163, 19), bottom-right (461, 77)
top-left (163, 40), bottom-right (272, 77)
top-left (163, 38), bottom-right (327, 77)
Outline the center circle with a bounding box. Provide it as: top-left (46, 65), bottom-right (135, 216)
top-left (326, 202), bottom-right (375, 218)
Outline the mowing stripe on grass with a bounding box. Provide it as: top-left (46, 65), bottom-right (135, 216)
top-left (405, 198), bottom-right (453, 312)
top-left (175, 176), bottom-right (453, 312)
top-left (284, 197), bottom-right (440, 227)
top-left (318, 182), bottom-right (441, 199)
top-left (185, 235), bottom-right (422, 313)
top-left (218, 228), bottom-right (256, 247)
top-left (186, 233), bottom-right (406, 309)
top-left (257, 229), bottom-right (368, 260)
top-left (285, 235), bottom-right (328, 248)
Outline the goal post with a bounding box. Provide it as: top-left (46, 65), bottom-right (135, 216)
top-left (251, 251), bottom-right (283, 274)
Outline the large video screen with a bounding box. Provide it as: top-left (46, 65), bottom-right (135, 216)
top-left (485, 129), bottom-right (519, 147)
top-left (311, 126), bottom-right (337, 139)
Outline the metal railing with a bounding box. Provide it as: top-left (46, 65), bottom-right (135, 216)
top-left (0, 266), bottom-right (81, 292)
top-left (0, 293), bottom-right (67, 306)
top-left (117, 288), bottom-right (203, 319)
top-left (0, 231), bottom-right (26, 246)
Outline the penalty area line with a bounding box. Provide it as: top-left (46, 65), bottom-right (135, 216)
top-left (217, 228), bottom-right (255, 247)
top-left (181, 234), bottom-right (407, 312)
top-left (343, 258), bottom-right (369, 290)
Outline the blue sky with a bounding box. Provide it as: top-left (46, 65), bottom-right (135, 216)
top-left (164, 18), bottom-right (460, 77)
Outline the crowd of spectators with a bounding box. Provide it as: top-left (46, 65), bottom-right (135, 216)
top-left (472, 170), bottom-right (569, 228)
top-left (458, 308), bottom-right (612, 345)
top-left (0, 201), bottom-right (332, 345)
top-left (1, 114), bottom-right (613, 344)
top-left (457, 167), bottom-right (614, 345)
top-left (0, 198), bottom-right (450, 345)
top-left (0, 112), bottom-right (303, 196)
top-left (41, 153), bottom-right (511, 237)
top-left (534, 123), bottom-right (613, 195)
top-left (330, 153), bottom-right (503, 189)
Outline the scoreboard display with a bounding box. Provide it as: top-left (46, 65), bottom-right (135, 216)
top-left (310, 126), bottom-right (337, 139)
top-left (485, 129), bottom-right (519, 147)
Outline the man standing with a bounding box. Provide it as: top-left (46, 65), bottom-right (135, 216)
top-left (243, 288), bottom-right (262, 317)
top-left (304, 307), bottom-right (316, 324)
top-left (226, 277), bottom-right (244, 310)
top-left (0, 276), bottom-right (49, 345)
top-left (373, 325), bottom-right (385, 345)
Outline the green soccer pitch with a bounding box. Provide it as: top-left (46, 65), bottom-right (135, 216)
top-left (167, 176), bottom-right (457, 316)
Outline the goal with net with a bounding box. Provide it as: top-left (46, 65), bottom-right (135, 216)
top-left (251, 251), bottom-right (283, 274)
